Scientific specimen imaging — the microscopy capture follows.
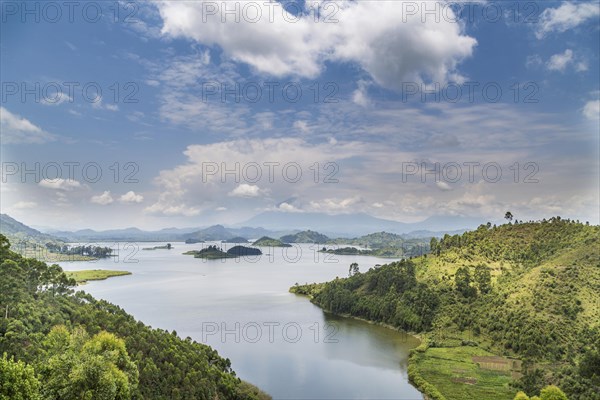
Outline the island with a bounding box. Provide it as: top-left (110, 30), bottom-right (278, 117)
top-left (280, 230), bottom-right (329, 244)
top-left (185, 238), bottom-right (205, 244)
top-left (319, 246), bottom-right (405, 258)
top-left (252, 236), bottom-right (292, 247)
top-left (222, 236), bottom-right (249, 243)
top-left (184, 245), bottom-right (262, 259)
top-left (142, 243), bottom-right (173, 250)
top-left (66, 269), bottom-right (132, 284)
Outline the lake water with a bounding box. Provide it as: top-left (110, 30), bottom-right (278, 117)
top-left (59, 242), bottom-right (423, 400)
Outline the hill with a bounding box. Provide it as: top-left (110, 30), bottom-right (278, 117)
top-left (252, 237), bottom-right (292, 247)
top-left (0, 234), bottom-right (270, 399)
top-left (280, 230), bottom-right (329, 243)
top-left (292, 218), bottom-right (600, 400)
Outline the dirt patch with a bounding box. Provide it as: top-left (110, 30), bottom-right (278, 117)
top-left (473, 356), bottom-right (521, 372)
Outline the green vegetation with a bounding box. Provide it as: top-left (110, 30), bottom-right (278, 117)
top-left (252, 237), bottom-right (292, 247)
top-left (326, 231), bottom-right (430, 258)
top-left (280, 230), bottom-right (329, 244)
top-left (184, 245), bottom-right (262, 259)
top-left (292, 218), bottom-right (600, 400)
top-left (183, 245), bottom-right (236, 259)
top-left (65, 270), bottom-right (132, 284)
top-left (0, 214), bottom-right (97, 262)
top-left (320, 246), bottom-right (406, 258)
top-left (0, 234), bottom-right (270, 400)
top-left (142, 243), bottom-right (173, 250)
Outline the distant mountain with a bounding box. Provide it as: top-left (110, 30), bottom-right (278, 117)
top-left (0, 214), bottom-right (64, 245)
top-left (280, 230), bottom-right (330, 244)
top-left (240, 211), bottom-right (481, 236)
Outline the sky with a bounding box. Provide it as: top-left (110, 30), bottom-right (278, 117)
top-left (1, 0), bottom-right (599, 230)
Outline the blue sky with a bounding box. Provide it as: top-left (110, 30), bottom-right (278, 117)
top-left (1, 0), bottom-right (599, 230)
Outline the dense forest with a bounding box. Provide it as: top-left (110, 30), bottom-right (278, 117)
top-left (292, 218), bottom-right (600, 400)
top-left (0, 234), bottom-right (270, 400)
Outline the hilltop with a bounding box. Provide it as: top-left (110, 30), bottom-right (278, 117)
top-left (292, 218), bottom-right (600, 400)
top-left (280, 230), bottom-right (330, 243)
top-left (252, 237), bottom-right (292, 247)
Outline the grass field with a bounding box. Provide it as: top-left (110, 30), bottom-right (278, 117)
top-left (66, 269), bottom-right (132, 284)
top-left (413, 346), bottom-right (518, 400)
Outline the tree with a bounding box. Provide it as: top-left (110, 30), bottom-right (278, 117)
top-left (455, 267), bottom-right (475, 297)
top-left (539, 385), bottom-right (568, 400)
top-left (41, 327), bottom-right (139, 400)
top-left (0, 353), bottom-right (41, 400)
top-left (514, 392), bottom-right (530, 400)
top-left (474, 264), bottom-right (492, 294)
top-left (349, 263), bottom-right (359, 276)
top-left (505, 211), bottom-right (514, 221)
top-left (0, 260), bottom-right (27, 318)
top-left (429, 237), bottom-right (439, 255)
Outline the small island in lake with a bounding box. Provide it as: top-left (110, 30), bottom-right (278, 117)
top-left (319, 246), bottom-right (405, 258)
top-left (184, 245), bottom-right (262, 259)
top-left (143, 243), bottom-right (173, 250)
top-left (252, 236), bottom-right (292, 247)
top-left (185, 238), bottom-right (205, 244)
top-left (66, 269), bottom-right (132, 284)
top-left (222, 236), bottom-right (249, 243)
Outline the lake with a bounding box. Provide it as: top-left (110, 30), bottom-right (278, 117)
top-left (59, 242), bottom-right (423, 400)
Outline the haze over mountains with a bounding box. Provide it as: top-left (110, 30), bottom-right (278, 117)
top-left (2, 211), bottom-right (479, 243)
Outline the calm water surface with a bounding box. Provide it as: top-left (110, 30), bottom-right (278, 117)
top-left (59, 242), bottom-right (423, 400)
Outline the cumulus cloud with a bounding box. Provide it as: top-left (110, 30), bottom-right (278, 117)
top-left (119, 191), bottom-right (144, 203)
top-left (546, 49), bottom-right (574, 72)
top-left (39, 179), bottom-right (82, 191)
top-left (91, 191), bottom-right (114, 205)
top-left (1, 107), bottom-right (56, 144)
top-left (228, 184), bottom-right (264, 198)
top-left (352, 80), bottom-right (371, 107)
top-left (436, 181), bottom-right (453, 191)
top-left (536, 2), bottom-right (600, 39)
top-left (583, 100), bottom-right (600, 120)
top-left (156, 1), bottom-right (476, 88)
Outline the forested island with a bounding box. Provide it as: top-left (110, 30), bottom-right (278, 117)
top-left (319, 246), bottom-right (406, 258)
top-left (142, 243), bottom-right (173, 250)
top-left (292, 218), bottom-right (600, 400)
top-left (184, 245), bottom-right (263, 259)
top-left (0, 234), bottom-right (270, 399)
top-left (252, 237), bottom-right (292, 247)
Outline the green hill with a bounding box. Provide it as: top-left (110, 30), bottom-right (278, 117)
top-left (0, 234), bottom-right (270, 400)
top-left (280, 230), bottom-right (329, 244)
top-left (252, 236), bottom-right (292, 247)
top-left (292, 218), bottom-right (600, 400)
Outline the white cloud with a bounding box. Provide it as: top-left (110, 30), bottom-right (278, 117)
top-left (436, 181), bottom-right (453, 191)
top-left (308, 196), bottom-right (363, 213)
top-left (536, 2), bottom-right (600, 39)
top-left (119, 191), bottom-right (144, 203)
top-left (0, 107), bottom-right (56, 144)
top-left (352, 80), bottom-right (371, 107)
top-left (293, 120), bottom-right (310, 133)
top-left (156, 1), bottom-right (476, 88)
top-left (277, 202), bottom-right (303, 213)
top-left (39, 179), bottom-right (82, 191)
top-left (41, 93), bottom-right (73, 106)
top-left (546, 49), bottom-right (574, 72)
top-left (216, 206), bottom-right (227, 211)
top-left (11, 201), bottom-right (38, 210)
top-left (583, 100), bottom-right (600, 120)
top-left (229, 184), bottom-right (264, 198)
top-left (91, 191), bottom-right (114, 205)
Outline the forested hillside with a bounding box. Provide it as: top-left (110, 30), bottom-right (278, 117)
top-left (292, 218), bottom-right (600, 400)
top-left (0, 234), bottom-right (270, 400)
